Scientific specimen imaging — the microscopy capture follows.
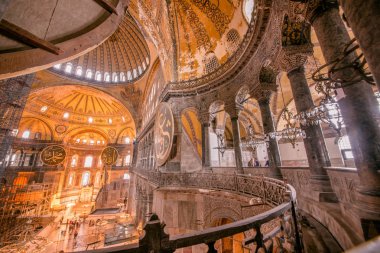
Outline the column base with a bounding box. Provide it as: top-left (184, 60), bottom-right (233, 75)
top-left (269, 167), bottom-right (283, 180)
top-left (309, 176), bottom-right (338, 203)
top-left (354, 189), bottom-right (380, 240)
top-left (163, 161), bottom-right (181, 172)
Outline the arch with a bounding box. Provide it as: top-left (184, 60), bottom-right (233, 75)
top-left (63, 126), bottom-right (110, 144)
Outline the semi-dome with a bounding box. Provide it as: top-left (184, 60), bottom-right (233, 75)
top-left (25, 85), bottom-right (133, 126)
top-left (50, 13), bottom-right (150, 85)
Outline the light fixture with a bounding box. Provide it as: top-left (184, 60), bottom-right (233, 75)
top-left (267, 79), bottom-right (305, 148)
top-left (214, 130), bottom-right (226, 157)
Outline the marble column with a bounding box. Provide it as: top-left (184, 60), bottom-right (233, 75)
top-left (199, 112), bottom-right (211, 168)
top-left (225, 104), bottom-right (244, 174)
top-left (339, 0), bottom-right (380, 88)
top-left (256, 92), bottom-right (282, 179)
top-left (0, 74), bottom-right (34, 175)
top-left (309, 3), bottom-right (380, 225)
top-left (280, 47), bottom-right (337, 202)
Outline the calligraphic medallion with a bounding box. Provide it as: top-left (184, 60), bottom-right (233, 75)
top-left (40, 145), bottom-right (66, 166)
top-left (154, 102), bottom-right (174, 166)
top-left (101, 146), bottom-right (119, 166)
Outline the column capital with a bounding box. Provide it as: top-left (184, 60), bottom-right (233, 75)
top-left (250, 83), bottom-right (277, 105)
top-left (224, 103), bottom-right (243, 119)
top-left (198, 111), bottom-right (212, 126)
top-left (278, 44), bottom-right (313, 73)
top-left (303, 0), bottom-right (339, 24)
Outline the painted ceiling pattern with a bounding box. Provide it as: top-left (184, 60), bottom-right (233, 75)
top-left (129, 0), bottom-right (249, 81)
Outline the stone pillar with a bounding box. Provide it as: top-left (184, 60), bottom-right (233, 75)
top-left (339, 0), bottom-right (380, 88)
top-left (225, 104), bottom-right (244, 174)
top-left (280, 47), bottom-right (337, 202)
top-left (199, 112), bottom-right (211, 168)
top-left (0, 74), bottom-right (34, 175)
top-left (256, 91), bottom-right (282, 179)
top-left (308, 2), bottom-right (380, 234)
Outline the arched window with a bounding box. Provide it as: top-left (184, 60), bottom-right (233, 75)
top-left (88, 117), bottom-right (93, 124)
top-left (68, 172), bottom-right (75, 187)
top-left (75, 66), bottom-right (82, 76)
top-left (95, 71), bottom-right (102, 81)
top-left (63, 112), bottom-right (70, 119)
top-left (123, 173), bottom-right (130, 180)
top-left (40, 106), bottom-right (48, 112)
top-left (86, 69), bottom-right (93, 79)
top-left (22, 130), bottom-right (30, 139)
top-left (65, 63), bottom-right (73, 74)
top-left (133, 69), bottom-right (138, 78)
top-left (127, 71), bottom-right (133, 80)
top-left (226, 29), bottom-right (241, 54)
top-left (81, 171), bottom-right (91, 186)
top-left (95, 171), bottom-right (102, 187)
top-left (124, 137), bottom-right (131, 144)
top-left (243, 0), bottom-right (255, 23)
top-left (112, 72), bottom-right (119, 83)
top-left (104, 72), bottom-right (110, 82)
top-left (138, 66), bottom-right (142, 75)
top-left (204, 52), bottom-right (220, 74)
top-left (338, 136), bottom-right (353, 159)
top-left (71, 155), bottom-right (78, 167)
top-left (142, 62), bottom-right (146, 70)
top-left (123, 155), bottom-right (131, 166)
top-left (120, 72), bottom-right (126, 82)
top-left (84, 155), bottom-right (93, 168)
top-left (53, 64), bottom-right (61, 69)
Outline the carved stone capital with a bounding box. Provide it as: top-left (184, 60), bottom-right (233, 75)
top-left (224, 103), bottom-right (243, 119)
top-left (278, 44), bottom-right (313, 72)
top-left (198, 111), bottom-right (212, 125)
top-left (303, 0), bottom-right (339, 24)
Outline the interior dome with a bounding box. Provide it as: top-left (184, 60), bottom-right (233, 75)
top-left (49, 13), bottom-right (150, 84)
top-left (25, 85), bottom-right (133, 126)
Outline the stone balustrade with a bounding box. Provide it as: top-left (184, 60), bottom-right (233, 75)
top-left (74, 170), bottom-right (301, 253)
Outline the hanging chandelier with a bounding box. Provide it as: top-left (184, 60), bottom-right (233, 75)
top-left (294, 98), bottom-right (344, 136)
top-left (242, 125), bottom-right (268, 152)
top-left (214, 130), bottom-right (226, 157)
top-left (268, 108), bottom-right (305, 148)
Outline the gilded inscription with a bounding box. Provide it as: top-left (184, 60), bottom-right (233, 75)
top-left (40, 145), bottom-right (66, 166)
top-left (101, 146), bottom-right (119, 166)
top-left (154, 102), bottom-right (174, 166)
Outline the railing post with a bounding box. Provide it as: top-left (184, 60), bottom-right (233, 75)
top-left (291, 200), bottom-right (303, 253)
top-left (234, 172), bottom-right (238, 192)
top-left (206, 241), bottom-right (217, 253)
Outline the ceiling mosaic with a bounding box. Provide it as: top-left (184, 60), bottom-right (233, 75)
top-left (129, 0), bottom-right (252, 81)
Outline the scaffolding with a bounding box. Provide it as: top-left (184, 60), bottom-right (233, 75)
top-left (0, 183), bottom-right (55, 247)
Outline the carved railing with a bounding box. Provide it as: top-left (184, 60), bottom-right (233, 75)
top-left (72, 170), bottom-right (301, 253)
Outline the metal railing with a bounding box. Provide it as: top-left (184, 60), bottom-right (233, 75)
top-left (72, 170), bottom-right (301, 253)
